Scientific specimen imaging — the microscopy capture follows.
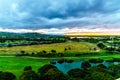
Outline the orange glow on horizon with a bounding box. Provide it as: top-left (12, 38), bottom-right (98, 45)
top-left (65, 32), bottom-right (120, 36)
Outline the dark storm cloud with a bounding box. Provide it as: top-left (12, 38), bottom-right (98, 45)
top-left (0, 0), bottom-right (120, 29)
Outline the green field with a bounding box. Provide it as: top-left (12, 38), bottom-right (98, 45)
top-left (0, 57), bottom-right (49, 79)
top-left (0, 42), bottom-right (100, 54)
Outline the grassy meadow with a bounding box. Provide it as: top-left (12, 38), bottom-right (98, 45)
top-left (0, 42), bottom-right (99, 54)
top-left (0, 57), bottom-right (49, 79)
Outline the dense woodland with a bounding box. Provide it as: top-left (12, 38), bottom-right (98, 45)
top-left (0, 32), bottom-right (69, 47)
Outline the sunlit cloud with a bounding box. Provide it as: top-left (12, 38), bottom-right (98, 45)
top-left (0, 27), bottom-right (120, 35)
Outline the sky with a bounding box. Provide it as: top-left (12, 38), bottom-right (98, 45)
top-left (0, 0), bottom-right (120, 34)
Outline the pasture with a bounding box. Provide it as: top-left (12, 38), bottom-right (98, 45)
top-left (0, 42), bottom-right (100, 54)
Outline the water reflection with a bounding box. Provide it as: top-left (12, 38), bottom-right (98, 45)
top-left (52, 60), bottom-right (120, 73)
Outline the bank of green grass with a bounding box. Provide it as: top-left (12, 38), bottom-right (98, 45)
top-left (0, 42), bottom-right (99, 54)
top-left (0, 57), bottom-right (49, 79)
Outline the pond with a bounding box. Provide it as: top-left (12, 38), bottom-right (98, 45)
top-left (51, 60), bottom-right (120, 73)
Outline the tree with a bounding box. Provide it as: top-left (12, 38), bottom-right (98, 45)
top-left (67, 68), bottom-right (88, 79)
top-left (81, 61), bottom-right (91, 70)
top-left (57, 59), bottom-right (65, 64)
top-left (84, 72), bottom-right (115, 80)
top-left (20, 51), bottom-right (25, 54)
top-left (58, 53), bottom-right (64, 57)
top-left (115, 73), bottom-right (120, 79)
top-left (31, 52), bottom-right (35, 56)
top-left (0, 71), bottom-right (16, 80)
top-left (64, 48), bottom-right (67, 51)
top-left (38, 64), bottom-right (57, 76)
top-left (108, 64), bottom-right (120, 76)
top-left (88, 66), bottom-right (107, 73)
top-left (19, 66), bottom-right (38, 80)
top-left (41, 68), bottom-right (67, 80)
top-left (97, 42), bottom-right (106, 49)
top-left (67, 77), bottom-right (82, 80)
top-left (7, 44), bottom-right (13, 47)
top-left (51, 49), bottom-right (56, 53)
top-left (42, 50), bottom-right (47, 54)
top-left (24, 66), bottom-right (32, 71)
top-left (97, 64), bottom-right (107, 69)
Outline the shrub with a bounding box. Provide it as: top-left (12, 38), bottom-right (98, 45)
top-left (113, 58), bottom-right (120, 62)
top-left (89, 58), bottom-right (104, 63)
top-left (106, 59), bottom-right (114, 62)
top-left (41, 68), bottom-right (67, 80)
top-left (57, 59), bottom-right (65, 64)
top-left (66, 60), bottom-right (74, 63)
top-left (81, 61), bottom-right (91, 70)
top-left (16, 51), bottom-right (29, 56)
top-left (75, 54), bottom-right (81, 57)
top-left (36, 51), bottom-right (43, 57)
top-left (97, 64), bottom-right (107, 69)
top-left (50, 61), bottom-right (56, 64)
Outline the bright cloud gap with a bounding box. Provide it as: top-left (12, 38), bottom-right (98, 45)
top-left (0, 28), bottom-right (120, 35)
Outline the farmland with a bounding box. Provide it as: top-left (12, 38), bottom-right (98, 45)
top-left (0, 42), bottom-right (99, 54)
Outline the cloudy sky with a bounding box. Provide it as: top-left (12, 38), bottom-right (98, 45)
top-left (0, 0), bottom-right (120, 34)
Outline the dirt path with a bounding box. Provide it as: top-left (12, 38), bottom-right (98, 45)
top-left (0, 55), bottom-right (115, 60)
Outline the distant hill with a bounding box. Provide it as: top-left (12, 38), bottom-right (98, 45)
top-left (0, 32), bottom-right (64, 39)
